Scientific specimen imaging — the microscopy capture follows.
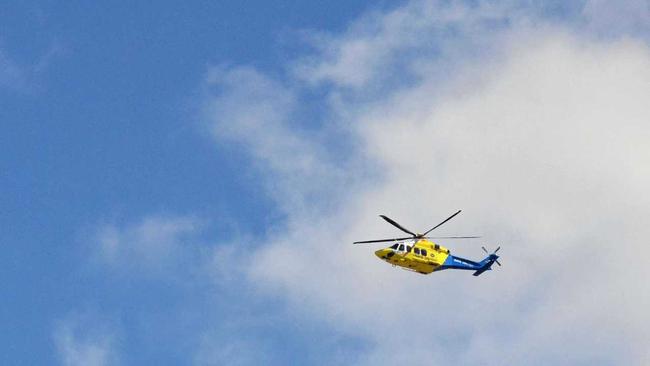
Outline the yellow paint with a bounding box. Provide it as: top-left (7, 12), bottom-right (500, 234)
top-left (374, 239), bottom-right (450, 274)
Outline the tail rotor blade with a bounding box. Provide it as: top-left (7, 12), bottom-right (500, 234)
top-left (482, 246), bottom-right (489, 254)
top-left (494, 246), bottom-right (501, 253)
top-left (495, 260), bottom-right (501, 266)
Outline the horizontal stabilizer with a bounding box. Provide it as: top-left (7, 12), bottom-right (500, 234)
top-left (472, 253), bottom-right (499, 276)
top-left (472, 267), bottom-right (491, 276)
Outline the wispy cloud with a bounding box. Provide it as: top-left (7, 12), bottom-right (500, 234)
top-left (203, 65), bottom-right (351, 214)
top-left (53, 315), bottom-right (119, 366)
top-left (193, 337), bottom-right (268, 366)
top-left (202, 0), bottom-right (650, 365)
top-left (0, 39), bottom-right (63, 93)
top-left (292, 0), bottom-right (517, 90)
top-left (0, 48), bottom-right (29, 91)
top-left (582, 0), bottom-right (650, 37)
top-left (93, 215), bottom-right (202, 275)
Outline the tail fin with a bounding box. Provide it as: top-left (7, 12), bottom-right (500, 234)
top-left (472, 253), bottom-right (499, 276)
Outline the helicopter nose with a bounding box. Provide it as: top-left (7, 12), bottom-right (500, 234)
top-left (375, 249), bottom-right (392, 259)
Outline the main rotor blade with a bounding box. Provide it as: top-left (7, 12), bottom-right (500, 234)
top-left (425, 236), bottom-right (481, 239)
top-left (379, 215), bottom-right (417, 237)
top-left (353, 236), bottom-right (414, 244)
top-left (422, 210), bottom-right (462, 236)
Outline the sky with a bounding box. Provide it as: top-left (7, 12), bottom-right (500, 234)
top-left (1, 1), bottom-right (649, 365)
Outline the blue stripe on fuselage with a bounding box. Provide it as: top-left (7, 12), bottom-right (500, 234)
top-left (441, 255), bottom-right (481, 270)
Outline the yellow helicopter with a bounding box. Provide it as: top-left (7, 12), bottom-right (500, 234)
top-left (354, 210), bottom-right (500, 276)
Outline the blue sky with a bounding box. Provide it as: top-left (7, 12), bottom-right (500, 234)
top-left (2, 1), bottom-right (650, 365)
top-left (3, 2), bottom-right (381, 364)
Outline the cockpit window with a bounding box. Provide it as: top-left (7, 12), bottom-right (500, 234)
top-left (390, 243), bottom-right (399, 250)
top-left (398, 244), bottom-right (405, 252)
top-left (414, 248), bottom-right (421, 255)
top-left (421, 249), bottom-right (427, 256)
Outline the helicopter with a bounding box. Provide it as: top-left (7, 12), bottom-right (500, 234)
top-left (354, 210), bottom-right (500, 276)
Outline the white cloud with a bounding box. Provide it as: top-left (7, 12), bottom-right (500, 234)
top-left (95, 215), bottom-right (201, 274)
top-left (583, 0), bottom-right (650, 37)
top-left (53, 316), bottom-right (118, 366)
top-left (204, 65), bottom-right (351, 213)
top-left (292, 0), bottom-right (533, 92)
top-left (193, 337), bottom-right (268, 366)
top-left (203, 1), bottom-right (650, 365)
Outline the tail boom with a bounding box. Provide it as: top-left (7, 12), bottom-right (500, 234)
top-left (440, 253), bottom-right (499, 276)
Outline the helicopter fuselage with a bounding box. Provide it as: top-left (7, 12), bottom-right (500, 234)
top-left (374, 239), bottom-right (498, 275)
top-left (374, 239), bottom-right (449, 274)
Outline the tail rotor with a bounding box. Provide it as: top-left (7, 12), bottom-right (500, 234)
top-left (482, 246), bottom-right (501, 266)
